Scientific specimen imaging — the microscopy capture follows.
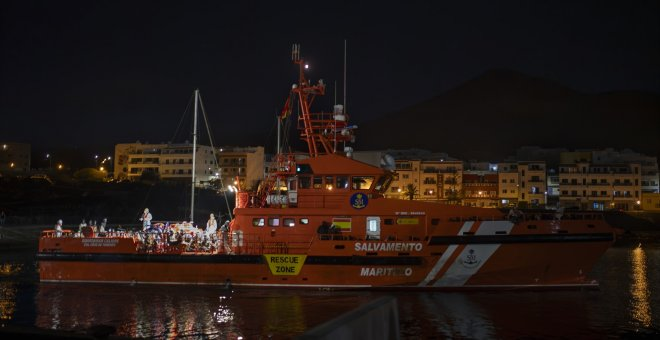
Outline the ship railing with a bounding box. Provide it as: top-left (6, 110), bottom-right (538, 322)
top-left (41, 229), bottom-right (74, 238)
top-left (40, 228), bottom-right (147, 239)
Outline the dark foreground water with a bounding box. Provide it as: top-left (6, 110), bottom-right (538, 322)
top-left (1, 238), bottom-right (659, 338)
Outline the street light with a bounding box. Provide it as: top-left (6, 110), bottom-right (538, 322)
top-left (46, 153), bottom-right (52, 169)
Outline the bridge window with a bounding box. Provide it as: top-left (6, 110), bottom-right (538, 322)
top-left (352, 176), bottom-right (374, 190)
top-left (268, 217), bottom-right (280, 227)
top-left (299, 176), bottom-right (311, 189)
top-left (325, 176), bottom-right (334, 190)
top-left (252, 218), bottom-right (265, 227)
top-left (296, 164), bottom-right (312, 174)
top-left (299, 218), bottom-right (309, 225)
top-left (374, 175), bottom-right (393, 193)
top-left (337, 176), bottom-right (349, 189)
top-left (313, 176), bottom-right (323, 189)
top-left (283, 218), bottom-right (295, 227)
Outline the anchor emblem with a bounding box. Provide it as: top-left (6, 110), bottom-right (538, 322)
top-left (461, 249), bottom-right (481, 268)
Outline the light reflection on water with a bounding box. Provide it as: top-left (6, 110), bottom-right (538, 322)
top-left (0, 263), bottom-right (21, 322)
top-left (630, 245), bottom-right (652, 328)
top-left (0, 282), bottom-right (17, 322)
top-left (1, 243), bottom-right (659, 338)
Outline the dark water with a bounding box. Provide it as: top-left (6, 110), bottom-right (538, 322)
top-left (1, 241), bottom-right (659, 339)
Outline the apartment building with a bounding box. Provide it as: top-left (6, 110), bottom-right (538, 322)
top-left (462, 171), bottom-right (499, 207)
top-left (496, 162), bottom-right (519, 207)
top-left (114, 142), bottom-right (219, 185)
top-left (0, 142), bottom-right (30, 173)
top-left (114, 143), bottom-right (265, 189)
top-left (384, 150), bottom-right (463, 202)
top-left (641, 193), bottom-right (660, 212)
top-left (518, 161), bottom-right (547, 207)
top-left (559, 152), bottom-right (642, 211)
top-left (591, 148), bottom-right (658, 193)
top-left (217, 146), bottom-right (265, 191)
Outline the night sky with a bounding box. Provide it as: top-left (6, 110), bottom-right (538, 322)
top-left (1, 1), bottom-right (658, 161)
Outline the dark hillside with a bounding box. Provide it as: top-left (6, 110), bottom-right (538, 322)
top-left (356, 69), bottom-right (660, 161)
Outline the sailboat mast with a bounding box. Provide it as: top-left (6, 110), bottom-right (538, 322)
top-left (190, 89), bottom-right (199, 222)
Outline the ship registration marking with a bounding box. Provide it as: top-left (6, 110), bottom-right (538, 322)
top-left (394, 211), bottom-right (425, 215)
top-left (360, 267), bottom-right (413, 277)
top-left (82, 238), bottom-right (119, 247)
top-left (264, 254), bottom-right (307, 275)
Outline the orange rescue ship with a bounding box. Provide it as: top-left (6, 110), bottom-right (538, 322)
top-left (38, 45), bottom-right (616, 290)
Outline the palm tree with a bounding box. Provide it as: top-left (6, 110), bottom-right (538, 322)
top-left (404, 183), bottom-right (418, 201)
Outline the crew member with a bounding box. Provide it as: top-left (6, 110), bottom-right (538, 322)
top-left (220, 220), bottom-right (230, 246)
top-left (54, 219), bottom-right (63, 237)
top-left (206, 213), bottom-right (217, 237)
top-left (140, 208), bottom-right (152, 231)
top-left (99, 218), bottom-right (107, 234)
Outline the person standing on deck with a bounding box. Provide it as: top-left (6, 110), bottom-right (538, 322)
top-left (54, 219), bottom-right (63, 237)
top-left (99, 218), bottom-right (107, 233)
top-left (220, 220), bottom-right (230, 247)
top-left (206, 213), bottom-right (217, 237)
top-left (140, 208), bottom-right (152, 231)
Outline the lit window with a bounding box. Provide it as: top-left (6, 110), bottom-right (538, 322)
top-left (352, 176), bottom-right (374, 190)
top-left (268, 217), bottom-right (280, 227)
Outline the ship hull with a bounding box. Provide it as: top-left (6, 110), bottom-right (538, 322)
top-left (38, 226), bottom-right (614, 290)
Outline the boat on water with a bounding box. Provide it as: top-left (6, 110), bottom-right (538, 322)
top-left (37, 45), bottom-right (617, 290)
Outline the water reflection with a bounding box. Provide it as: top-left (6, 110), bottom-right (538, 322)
top-left (419, 293), bottom-right (493, 339)
top-left (34, 284), bottom-right (354, 338)
top-left (630, 245), bottom-right (652, 328)
top-left (0, 263), bottom-right (22, 321)
top-left (35, 284), bottom-right (238, 338)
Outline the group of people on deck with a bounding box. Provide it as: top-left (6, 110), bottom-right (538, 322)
top-left (139, 208), bottom-right (229, 241)
top-left (135, 208), bottom-right (231, 253)
top-left (51, 208), bottom-right (232, 253)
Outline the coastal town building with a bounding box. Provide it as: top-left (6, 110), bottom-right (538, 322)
top-left (462, 171), bottom-right (499, 207)
top-left (590, 148), bottom-right (659, 194)
top-left (114, 142), bottom-right (218, 185)
top-left (641, 193), bottom-right (660, 212)
top-left (0, 142), bottom-right (30, 173)
top-left (380, 149), bottom-right (463, 202)
top-left (546, 169), bottom-right (560, 206)
top-left (518, 161), bottom-right (548, 208)
top-left (217, 146), bottom-right (265, 191)
top-left (559, 151), bottom-right (642, 211)
top-left (465, 160), bottom-right (547, 208)
top-left (114, 142), bottom-right (264, 189)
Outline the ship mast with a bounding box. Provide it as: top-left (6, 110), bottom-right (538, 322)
top-left (190, 89), bottom-right (199, 222)
top-left (286, 44), bottom-right (354, 158)
top-left (252, 45), bottom-right (358, 208)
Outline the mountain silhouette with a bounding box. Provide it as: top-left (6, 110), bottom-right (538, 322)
top-left (355, 69), bottom-right (660, 161)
